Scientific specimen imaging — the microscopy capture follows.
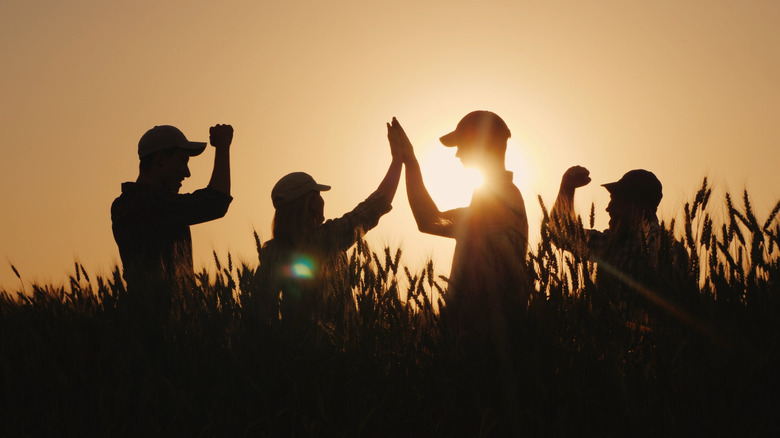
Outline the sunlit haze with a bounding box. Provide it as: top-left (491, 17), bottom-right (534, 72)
top-left (1, 0), bottom-right (779, 289)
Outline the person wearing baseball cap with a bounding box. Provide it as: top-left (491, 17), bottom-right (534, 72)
top-left (387, 112), bottom-right (529, 340)
top-left (111, 124), bottom-right (234, 290)
top-left (552, 166), bottom-right (662, 240)
top-left (551, 165), bottom-right (670, 321)
top-left (256, 125), bottom-right (403, 325)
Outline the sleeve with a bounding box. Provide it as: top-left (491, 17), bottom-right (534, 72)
top-left (316, 191), bottom-right (393, 252)
top-left (585, 229), bottom-right (608, 260)
top-left (159, 187), bottom-right (233, 227)
top-left (413, 207), bottom-right (467, 239)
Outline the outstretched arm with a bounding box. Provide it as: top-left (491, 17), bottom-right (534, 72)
top-left (387, 117), bottom-right (454, 238)
top-left (549, 165), bottom-right (592, 255)
top-left (551, 165), bottom-right (591, 221)
top-left (371, 125), bottom-right (404, 203)
top-left (207, 124), bottom-right (233, 196)
top-left (314, 129), bottom-right (402, 252)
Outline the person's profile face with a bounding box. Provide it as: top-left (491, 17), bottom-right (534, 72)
top-left (455, 142), bottom-right (481, 168)
top-left (158, 148), bottom-right (191, 193)
top-left (606, 194), bottom-right (639, 230)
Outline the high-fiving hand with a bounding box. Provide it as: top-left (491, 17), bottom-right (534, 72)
top-left (386, 117), bottom-right (414, 163)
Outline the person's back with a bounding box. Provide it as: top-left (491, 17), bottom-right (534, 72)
top-left (258, 228), bottom-right (354, 326)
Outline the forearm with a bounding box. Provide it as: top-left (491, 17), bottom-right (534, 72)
top-left (404, 154), bottom-right (443, 232)
top-left (549, 184), bottom-right (587, 256)
top-left (373, 157), bottom-right (403, 203)
top-left (207, 147), bottom-right (231, 196)
top-left (551, 184), bottom-right (575, 220)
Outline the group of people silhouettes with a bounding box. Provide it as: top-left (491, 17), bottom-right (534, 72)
top-left (111, 111), bottom-right (666, 337)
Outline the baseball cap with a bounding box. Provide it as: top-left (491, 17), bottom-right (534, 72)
top-left (602, 169), bottom-right (663, 208)
top-left (138, 125), bottom-right (207, 158)
top-left (271, 172), bottom-right (331, 208)
top-left (439, 110), bottom-right (511, 147)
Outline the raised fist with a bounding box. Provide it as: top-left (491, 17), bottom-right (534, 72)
top-left (561, 165), bottom-right (591, 190)
top-left (209, 124), bottom-right (233, 149)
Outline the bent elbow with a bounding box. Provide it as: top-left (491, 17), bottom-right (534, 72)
top-left (215, 202), bottom-right (231, 219)
top-left (417, 222), bottom-right (434, 234)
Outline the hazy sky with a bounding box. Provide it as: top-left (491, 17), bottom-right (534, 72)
top-left (2, 0), bottom-right (779, 290)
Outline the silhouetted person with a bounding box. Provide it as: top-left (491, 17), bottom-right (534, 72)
top-left (387, 112), bottom-right (529, 338)
top-left (257, 126), bottom-right (402, 326)
top-left (111, 124), bottom-right (233, 291)
top-left (551, 166), bottom-right (664, 315)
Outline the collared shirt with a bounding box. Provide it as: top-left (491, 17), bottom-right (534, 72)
top-left (111, 182), bottom-right (232, 284)
top-left (585, 218), bottom-right (662, 310)
top-left (586, 219), bottom-right (661, 268)
top-left (443, 171), bottom-right (529, 318)
top-left (258, 192), bottom-right (392, 321)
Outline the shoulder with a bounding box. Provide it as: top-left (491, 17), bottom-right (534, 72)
top-left (475, 178), bottom-right (527, 219)
top-left (585, 228), bottom-right (608, 248)
top-left (114, 182), bottom-right (169, 202)
top-left (258, 239), bottom-right (290, 265)
top-left (111, 182), bottom-right (159, 213)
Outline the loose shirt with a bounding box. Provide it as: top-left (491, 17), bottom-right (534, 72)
top-left (111, 182), bottom-right (232, 285)
top-left (443, 171), bottom-right (529, 324)
top-left (586, 218), bottom-right (662, 306)
top-left (258, 192), bottom-right (392, 321)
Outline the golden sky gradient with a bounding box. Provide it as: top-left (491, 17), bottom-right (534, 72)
top-left (2, 0), bottom-right (779, 289)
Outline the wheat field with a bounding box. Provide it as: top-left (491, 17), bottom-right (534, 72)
top-left (2, 179), bottom-right (778, 436)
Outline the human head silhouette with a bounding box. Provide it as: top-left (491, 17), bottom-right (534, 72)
top-left (271, 172), bottom-right (331, 208)
top-left (271, 172), bottom-right (331, 243)
top-left (603, 169), bottom-right (663, 230)
top-left (439, 111), bottom-right (511, 170)
top-left (137, 125), bottom-right (208, 193)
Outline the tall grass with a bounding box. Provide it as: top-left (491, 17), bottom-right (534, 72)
top-left (1, 179), bottom-right (779, 436)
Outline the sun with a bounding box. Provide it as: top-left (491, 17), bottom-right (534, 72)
top-left (419, 142), bottom-right (484, 210)
top-left (418, 139), bottom-right (534, 212)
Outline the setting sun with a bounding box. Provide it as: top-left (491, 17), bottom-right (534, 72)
top-left (418, 138), bottom-right (535, 212)
top-left (419, 142), bottom-right (484, 210)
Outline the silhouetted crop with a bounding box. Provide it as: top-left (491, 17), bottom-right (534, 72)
top-left (1, 179), bottom-right (778, 436)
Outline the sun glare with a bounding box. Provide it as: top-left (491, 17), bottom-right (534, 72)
top-left (419, 139), bottom-right (535, 211)
top-left (505, 139), bottom-right (533, 198)
top-left (419, 143), bottom-right (484, 210)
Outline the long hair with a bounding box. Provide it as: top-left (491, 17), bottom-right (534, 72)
top-left (272, 191), bottom-right (319, 248)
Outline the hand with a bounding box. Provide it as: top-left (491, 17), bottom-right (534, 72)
top-left (209, 124), bottom-right (233, 149)
top-left (561, 165), bottom-right (591, 190)
top-left (386, 117), bottom-right (414, 162)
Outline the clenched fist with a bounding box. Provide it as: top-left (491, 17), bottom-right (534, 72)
top-left (561, 165), bottom-right (591, 190)
top-left (209, 124), bottom-right (233, 149)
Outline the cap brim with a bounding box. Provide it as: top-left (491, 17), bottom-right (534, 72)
top-left (315, 184), bottom-right (331, 192)
top-left (439, 131), bottom-right (460, 147)
top-left (181, 141), bottom-right (208, 156)
top-left (602, 182), bottom-right (626, 196)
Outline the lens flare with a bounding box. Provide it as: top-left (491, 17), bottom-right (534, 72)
top-left (286, 255), bottom-right (316, 279)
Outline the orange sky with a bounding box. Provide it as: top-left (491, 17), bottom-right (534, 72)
top-left (2, 0), bottom-right (779, 290)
